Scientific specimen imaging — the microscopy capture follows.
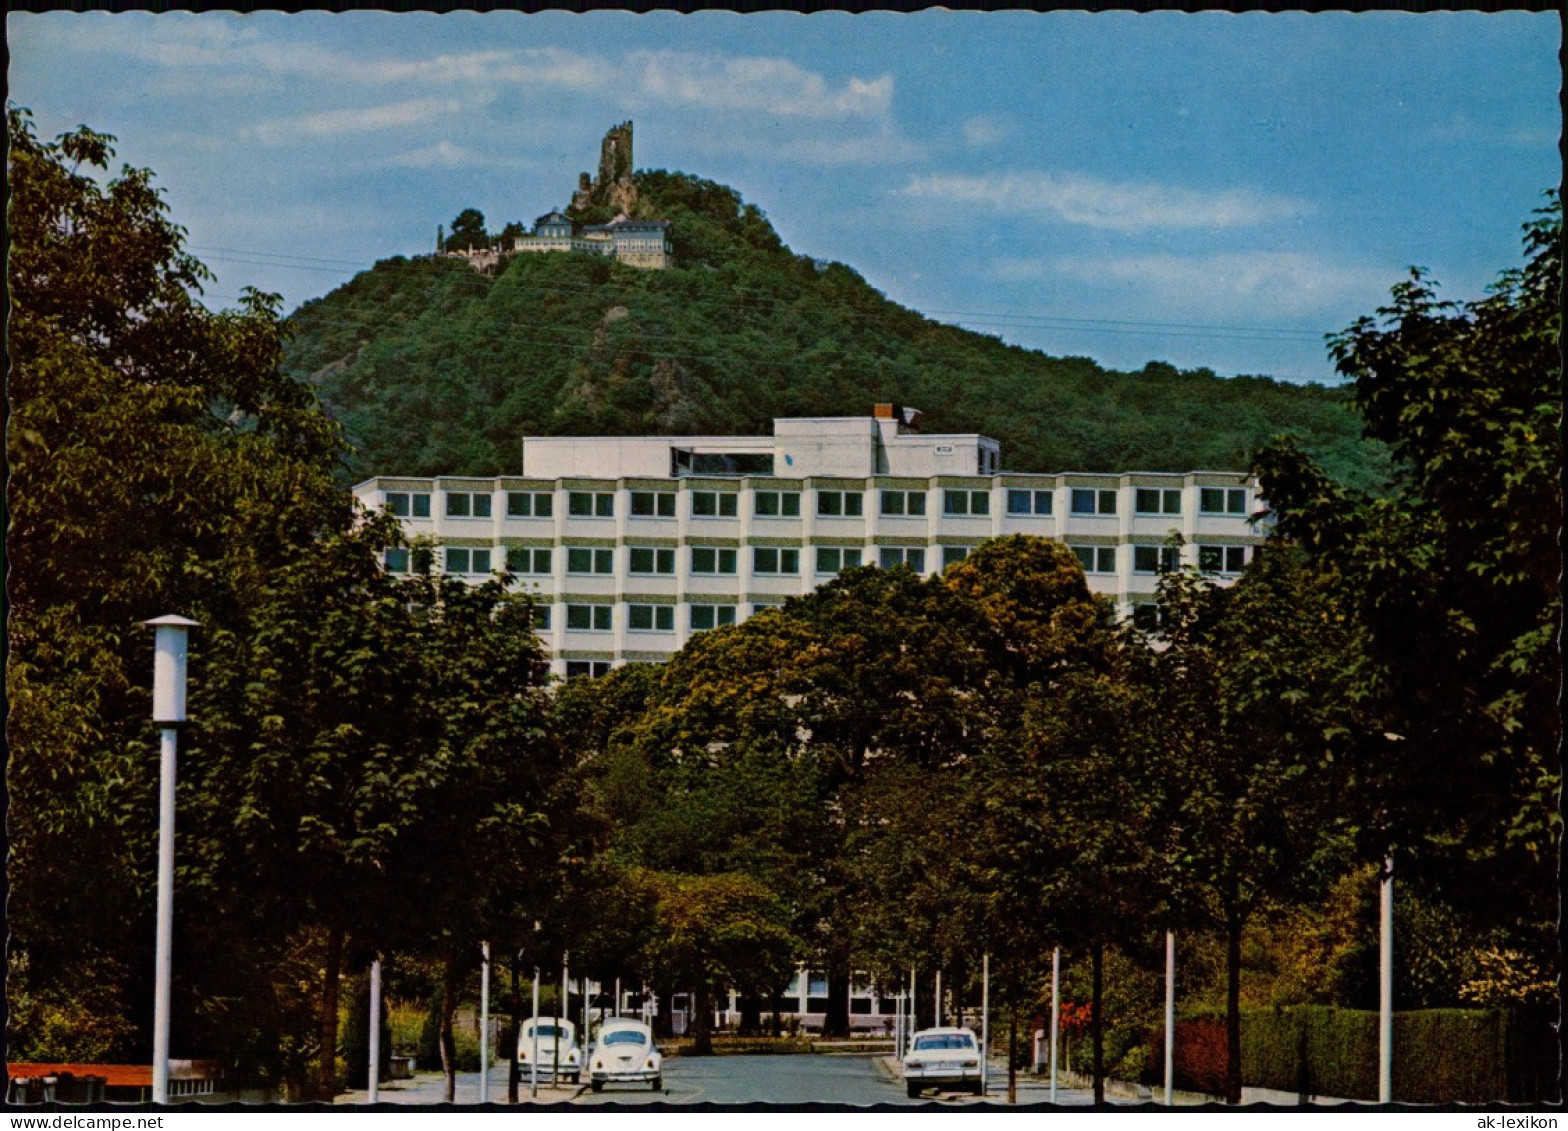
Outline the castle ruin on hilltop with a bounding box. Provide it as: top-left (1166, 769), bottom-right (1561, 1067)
top-left (446, 122), bottom-right (672, 273)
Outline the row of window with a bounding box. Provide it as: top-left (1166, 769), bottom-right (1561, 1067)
top-left (1074, 544), bottom-right (1250, 575)
top-left (395, 542), bottom-right (1247, 578)
top-left (557, 602), bottom-right (742, 634)
top-left (387, 485), bottom-right (1253, 522)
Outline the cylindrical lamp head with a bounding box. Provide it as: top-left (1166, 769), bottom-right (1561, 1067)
top-left (143, 615), bottom-right (200, 723)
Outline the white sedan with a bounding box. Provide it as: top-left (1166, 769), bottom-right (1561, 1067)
top-left (902, 1027), bottom-right (984, 1097)
top-left (587, 1018), bottom-right (663, 1092)
top-left (517, 1017), bottom-right (582, 1083)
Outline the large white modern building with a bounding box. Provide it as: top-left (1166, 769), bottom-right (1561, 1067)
top-left (354, 405), bottom-right (1264, 679)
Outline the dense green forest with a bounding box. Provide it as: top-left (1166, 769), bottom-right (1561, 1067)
top-left (283, 170), bottom-right (1388, 489)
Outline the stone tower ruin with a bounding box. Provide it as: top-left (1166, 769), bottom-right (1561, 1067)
top-left (571, 121), bottom-right (639, 217)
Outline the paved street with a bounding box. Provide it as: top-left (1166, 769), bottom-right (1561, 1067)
top-left (339, 1054), bottom-right (1112, 1107)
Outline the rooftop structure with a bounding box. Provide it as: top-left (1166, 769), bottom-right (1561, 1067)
top-left (354, 406), bottom-right (1264, 680)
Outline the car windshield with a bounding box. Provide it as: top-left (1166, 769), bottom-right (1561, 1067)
top-left (602, 1030), bottom-right (648, 1046)
top-left (529, 1024), bottom-right (567, 1040)
top-left (914, 1034), bottom-right (975, 1051)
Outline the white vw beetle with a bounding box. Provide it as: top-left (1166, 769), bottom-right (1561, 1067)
top-left (587, 1017), bottom-right (663, 1092)
top-left (517, 1017), bottom-right (582, 1083)
top-left (902, 1026), bottom-right (984, 1097)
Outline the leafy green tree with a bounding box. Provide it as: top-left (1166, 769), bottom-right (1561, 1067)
top-left (1253, 195), bottom-right (1561, 972)
top-left (445, 208), bottom-right (488, 251)
top-left (1145, 549), bottom-right (1354, 1103)
top-left (635, 870), bottom-right (800, 1055)
top-left (6, 107), bottom-right (346, 1063)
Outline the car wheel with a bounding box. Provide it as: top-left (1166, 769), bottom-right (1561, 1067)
top-left (570, 1073), bottom-right (580, 1084)
top-left (652, 1077), bottom-right (662, 1092)
top-left (906, 1083), bottom-right (922, 1099)
top-left (590, 1081), bottom-right (603, 1093)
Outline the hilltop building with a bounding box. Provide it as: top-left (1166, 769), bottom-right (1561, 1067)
top-left (513, 210), bottom-right (673, 270)
top-left (354, 405), bottom-right (1264, 681)
top-left (445, 121), bottom-right (673, 272)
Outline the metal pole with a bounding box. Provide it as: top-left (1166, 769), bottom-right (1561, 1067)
top-left (1379, 854), bottom-right (1394, 1104)
top-left (980, 953), bottom-right (990, 1098)
top-left (1049, 946), bottom-right (1061, 1104)
top-left (615, 977), bottom-right (622, 1020)
top-left (480, 942), bottom-right (490, 1104)
top-left (557, 961), bottom-right (567, 1083)
top-left (935, 970), bottom-right (942, 1029)
top-left (152, 725), bottom-right (177, 1105)
top-left (531, 968), bottom-right (540, 1098)
top-left (144, 614), bottom-right (196, 1107)
top-left (1164, 931), bottom-right (1175, 1106)
top-left (908, 965), bottom-right (916, 1054)
top-left (369, 958), bottom-right (382, 1103)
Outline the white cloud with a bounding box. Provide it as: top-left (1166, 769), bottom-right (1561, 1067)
top-left (898, 171), bottom-right (1311, 232)
top-left (1044, 251), bottom-right (1389, 317)
top-left (243, 98), bottom-right (468, 145)
top-left (624, 50), bottom-right (892, 119)
top-left (374, 141), bottom-right (535, 172)
top-left (962, 114), bottom-right (1011, 148)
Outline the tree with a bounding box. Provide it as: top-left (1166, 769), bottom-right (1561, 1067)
top-left (1253, 194), bottom-right (1561, 968)
top-left (6, 107), bottom-right (346, 1063)
top-left (1145, 549), bottom-right (1354, 1103)
top-left (445, 208), bottom-right (488, 251)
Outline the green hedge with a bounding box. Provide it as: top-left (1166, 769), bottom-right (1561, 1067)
top-left (1157, 1007), bottom-right (1557, 1103)
top-left (1237, 1006), bottom-right (1556, 1103)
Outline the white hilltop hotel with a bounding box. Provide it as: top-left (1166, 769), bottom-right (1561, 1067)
top-left (354, 405), bottom-right (1264, 680)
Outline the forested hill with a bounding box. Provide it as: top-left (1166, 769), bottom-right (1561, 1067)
top-left (282, 170), bottom-right (1388, 489)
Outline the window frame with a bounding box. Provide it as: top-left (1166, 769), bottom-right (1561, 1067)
top-left (754, 490), bottom-right (801, 518)
top-left (1071, 488), bottom-right (1118, 516)
top-left (568, 491), bottom-right (616, 518)
top-left (629, 491), bottom-right (677, 518)
top-left (816, 490), bottom-right (865, 518)
top-left (690, 547), bottom-right (738, 575)
top-left (507, 491), bottom-right (555, 519)
top-left (689, 603), bottom-right (738, 631)
top-left (942, 489), bottom-right (990, 517)
top-left (815, 546), bottom-right (863, 575)
top-left (565, 604), bottom-right (613, 632)
top-left (1133, 545), bottom-right (1181, 574)
top-left (1200, 487), bottom-right (1248, 516)
top-left (627, 604), bottom-right (676, 632)
top-left (878, 546), bottom-right (927, 572)
top-left (1006, 488), bottom-right (1053, 516)
top-left (691, 490), bottom-right (739, 518)
top-left (1072, 545), bottom-right (1117, 574)
top-left (566, 547), bottom-right (615, 575)
top-left (505, 546), bottom-right (553, 575)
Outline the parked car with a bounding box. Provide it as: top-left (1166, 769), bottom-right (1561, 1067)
top-left (587, 1017), bottom-right (662, 1092)
top-left (517, 1017), bottom-right (582, 1083)
top-left (902, 1027), bottom-right (983, 1097)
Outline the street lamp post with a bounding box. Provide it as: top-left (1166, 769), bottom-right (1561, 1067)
top-left (479, 942), bottom-right (491, 1103)
top-left (1049, 946), bottom-right (1061, 1104)
top-left (1380, 853), bottom-right (1394, 1104)
top-left (144, 615), bottom-right (198, 1106)
top-left (1164, 930), bottom-right (1176, 1106)
top-left (980, 952), bottom-right (990, 1098)
top-left (368, 957), bottom-right (382, 1103)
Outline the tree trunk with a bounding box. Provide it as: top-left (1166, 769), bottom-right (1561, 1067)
top-left (1007, 1003), bottom-right (1018, 1105)
top-left (316, 923), bottom-right (345, 1102)
top-left (507, 954), bottom-right (521, 1104)
top-left (770, 982), bottom-right (783, 1038)
top-left (692, 984), bottom-right (714, 1056)
top-left (822, 947), bottom-right (852, 1038)
top-left (439, 950), bottom-right (459, 1103)
top-left (1091, 942), bottom-right (1105, 1107)
top-left (1225, 908), bottom-right (1244, 1106)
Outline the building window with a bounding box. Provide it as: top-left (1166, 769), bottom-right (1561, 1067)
top-left (691, 491), bottom-right (739, 518)
top-left (628, 604), bottom-right (675, 632)
top-left (628, 491), bottom-right (677, 518)
top-left (445, 547), bottom-right (492, 574)
top-left (568, 491), bottom-right (615, 518)
top-left (505, 547), bottom-right (553, 574)
top-left (690, 547), bottom-right (738, 575)
top-left (1071, 488), bottom-right (1118, 516)
top-left (567, 547), bottom-right (614, 575)
top-left (753, 547), bottom-right (800, 575)
top-left (566, 660), bottom-right (612, 679)
top-left (1073, 546), bottom-right (1116, 574)
top-left (879, 546), bottom-right (926, 572)
top-left (507, 491), bottom-right (554, 518)
top-left (1200, 487), bottom-right (1248, 515)
top-left (689, 604), bottom-right (738, 631)
top-left (880, 490), bottom-right (928, 517)
top-left (817, 491), bottom-right (864, 518)
top-left (1199, 545), bottom-right (1249, 574)
top-left (942, 546), bottom-right (970, 567)
top-left (751, 602), bottom-right (783, 615)
top-left (943, 489), bottom-right (990, 517)
top-left (1132, 604), bottom-right (1166, 633)
top-left (565, 604), bottom-right (612, 632)
top-left (384, 547), bottom-right (410, 573)
top-left (386, 491), bottom-right (431, 518)
top-left (754, 490), bottom-right (801, 518)
top-left (815, 547), bottom-right (863, 575)
top-left (1135, 488), bottom-right (1183, 516)
top-left (532, 605), bottom-right (552, 630)
top-left (1134, 545), bottom-right (1181, 574)
top-left (628, 546), bottom-right (677, 575)
top-left (445, 492), bottom-right (493, 518)
top-left (1006, 489), bottom-right (1053, 516)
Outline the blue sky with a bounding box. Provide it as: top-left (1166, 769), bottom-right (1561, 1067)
top-left (8, 10), bottom-right (1559, 385)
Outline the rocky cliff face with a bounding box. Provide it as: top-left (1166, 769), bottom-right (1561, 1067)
top-left (571, 121), bottom-right (639, 218)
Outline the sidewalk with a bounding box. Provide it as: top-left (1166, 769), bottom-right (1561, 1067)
top-left (335, 1063), bottom-right (584, 1105)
